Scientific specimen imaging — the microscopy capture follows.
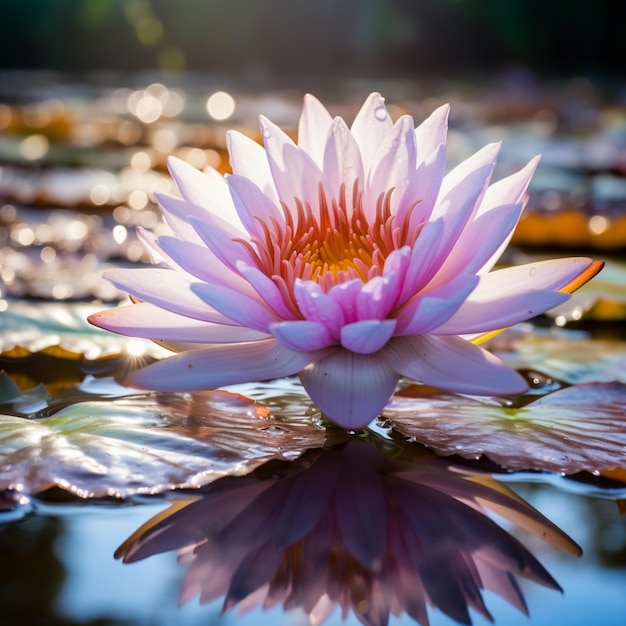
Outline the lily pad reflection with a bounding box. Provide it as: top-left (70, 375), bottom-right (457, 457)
top-left (117, 440), bottom-right (580, 626)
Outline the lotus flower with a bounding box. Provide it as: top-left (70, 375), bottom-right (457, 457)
top-left (117, 441), bottom-right (580, 626)
top-left (89, 92), bottom-right (602, 429)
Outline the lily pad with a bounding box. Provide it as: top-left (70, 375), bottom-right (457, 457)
top-left (384, 382), bottom-right (626, 474)
top-left (0, 388), bottom-right (329, 500)
top-left (0, 300), bottom-right (168, 360)
top-left (493, 330), bottom-right (626, 384)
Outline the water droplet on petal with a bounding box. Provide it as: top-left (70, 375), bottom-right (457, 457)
top-left (374, 105), bottom-right (388, 121)
top-left (529, 266), bottom-right (537, 277)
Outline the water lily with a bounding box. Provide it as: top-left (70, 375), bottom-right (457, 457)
top-left (89, 92), bottom-right (602, 429)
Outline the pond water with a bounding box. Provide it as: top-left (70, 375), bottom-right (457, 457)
top-left (1, 448), bottom-right (625, 626)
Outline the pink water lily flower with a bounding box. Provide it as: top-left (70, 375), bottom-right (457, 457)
top-left (89, 92), bottom-right (602, 429)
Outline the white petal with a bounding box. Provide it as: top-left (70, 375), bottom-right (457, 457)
top-left (88, 302), bottom-right (270, 343)
top-left (167, 156), bottom-right (242, 229)
top-left (299, 348), bottom-right (400, 429)
top-left (126, 339), bottom-right (321, 391)
top-left (350, 92), bottom-right (393, 172)
top-left (103, 267), bottom-right (229, 324)
top-left (191, 282), bottom-right (281, 332)
top-left (414, 103), bottom-right (450, 164)
top-left (259, 115), bottom-right (323, 215)
top-left (226, 130), bottom-right (278, 201)
top-left (298, 93), bottom-right (333, 165)
top-left (381, 335), bottom-right (528, 396)
top-left (322, 117), bottom-right (364, 212)
top-left (435, 288), bottom-right (569, 335)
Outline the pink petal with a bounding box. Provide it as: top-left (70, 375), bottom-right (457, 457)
top-left (398, 219), bottom-right (445, 304)
top-left (356, 274), bottom-right (402, 320)
top-left (381, 335), bottom-right (528, 396)
top-left (428, 162), bottom-right (499, 284)
top-left (395, 275), bottom-right (479, 335)
top-left (103, 267), bottom-right (229, 324)
top-left (259, 116), bottom-right (323, 214)
top-left (227, 174), bottom-right (284, 240)
top-left (365, 116), bottom-right (417, 219)
top-left (299, 348), bottom-right (400, 428)
top-left (414, 103), bottom-right (450, 164)
top-left (157, 235), bottom-right (255, 295)
top-left (434, 142), bottom-right (501, 215)
top-left (480, 155), bottom-right (541, 214)
top-left (322, 117), bottom-right (364, 211)
top-left (125, 339), bottom-right (321, 391)
top-left (88, 302), bottom-right (270, 343)
top-left (293, 280), bottom-right (345, 339)
top-left (297, 93), bottom-right (333, 166)
top-left (350, 92), bottom-right (393, 172)
top-left (189, 215), bottom-right (258, 274)
top-left (155, 193), bottom-right (209, 244)
top-left (327, 279), bottom-right (363, 325)
top-left (396, 143), bottom-right (447, 227)
top-left (167, 156), bottom-right (242, 229)
top-left (435, 288), bottom-right (570, 334)
top-left (226, 130), bottom-right (278, 201)
top-left (236, 261), bottom-right (296, 320)
top-left (340, 319), bottom-right (397, 354)
top-left (431, 202), bottom-right (524, 284)
top-left (191, 282), bottom-right (281, 332)
top-left (270, 320), bottom-right (335, 351)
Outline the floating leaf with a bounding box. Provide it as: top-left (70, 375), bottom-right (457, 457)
top-left (0, 371), bottom-right (49, 416)
top-left (0, 300), bottom-right (168, 359)
top-left (0, 389), bottom-right (330, 500)
top-left (494, 331), bottom-right (626, 384)
top-left (384, 382), bottom-right (626, 474)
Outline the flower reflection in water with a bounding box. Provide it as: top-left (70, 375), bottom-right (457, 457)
top-left (117, 441), bottom-right (581, 626)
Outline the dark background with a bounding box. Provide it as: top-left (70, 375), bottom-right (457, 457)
top-left (0, 0), bottom-right (623, 85)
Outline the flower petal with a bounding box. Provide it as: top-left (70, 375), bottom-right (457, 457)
top-left (226, 130), bottom-right (277, 201)
top-left (297, 93), bottom-right (333, 166)
top-left (414, 103), bottom-right (450, 164)
top-left (340, 319), bottom-right (397, 354)
top-left (322, 117), bottom-right (364, 211)
top-left (395, 275), bottom-right (479, 335)
top-left (293, 280), bottom-right (345, 339)
top-left (381, 335), bottom-right (528, 396)
top-left (191, 282), bottom-right (281, 332)
top-left (227, 174), bottom-right (284, 240)
top-left (157, 235), bottom-right (255, 295)
top-left (167, 156), bottom-right (242, 229)
top-left (125, 339), bottom-right (320, 391)
top-left (350, 92), bottom-right (393, 172)
top-left (103, 268), bottom-right (228, 324)
top-left (436, 288), bottom-right (570, 335)
top-left (236, 261), bottom-right (296, 320)
top-left (366, 116), bottom-right (417, 217)
top-left (431, 202), bottom-right (524, 284)
top-left (88, 302), bottom-right (270, 343)
top-left (259, 115), bottom-right (323, 214)
top-left (299, 348), bottom-right (400, 429)
top-left (270, 320), bottom-right (334, 351)
top-left (356, 274), bottom-right (402, 320)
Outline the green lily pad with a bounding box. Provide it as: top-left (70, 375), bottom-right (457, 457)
top-left (0, 300), bottom-right (168, 360)
top-left (0, 389), bottom-right (329, 500)
top-left (384, 382), bottom-right (626, 474)
top-left (493, 331), bottom-right (626, 384)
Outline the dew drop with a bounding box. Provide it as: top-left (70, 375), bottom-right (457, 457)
top-left (529, 266), bottom-right (537, 277)
top-left (263, 127), bottom-right (271, 139)
top-left (374, 105), bottom-right (388, 121)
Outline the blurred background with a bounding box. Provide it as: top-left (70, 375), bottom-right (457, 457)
top-left (1, 0), bottom-right (625, 83)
